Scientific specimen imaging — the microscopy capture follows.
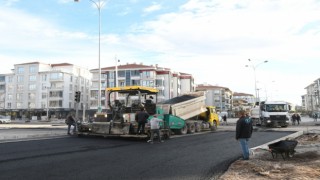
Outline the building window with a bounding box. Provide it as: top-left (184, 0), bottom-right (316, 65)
top-left (7, 102), bottom-right (11, 109)
top-left (142, 80), bottom-right (154, 87)
top-left (131, 80), bottom-right (140, 86)
top-left (50, 72), bottom-right (63, 80)
top-left (118, 70), bottom-right (125, 77)
top-left (109, 82), bottom-right (114, 88)
top-left (17, 76), bottom-right (24, 83)
top-left (29, 84), bottom-right (36, 90)
top-left (0, 85), bottom-right (4, 91)
top-left (42, 75), bottom-right (47, 81)
top-left (42, 93), bottom-right (47, 99)
top-left (50, 91), bottom-right (63, 98)
top-left (102, 74), bottom-right (108, 79)
top-left (8, 85), bottom-right (13, 92)
top-left (213, 90), bottom-right (220, 95)
top-left (29, 75), bottom-right (36, 81)
top-left (109, 72), bottom-right (114, 79)
top-left (91, 90), bottom-right (98, 99)
top-left (92, 82), bottom-right (99, 88)
top-left (50, 100), bottom-right (63, 108)
top-left (29, 66), bottom-right (36, 73)
top-left (17, 85), bottom-right (24, 91)
top-left (0, 76), bottom-right (5, 82)
top-left (119, 80), bottom-right (125, 87)
top-left (8, 76), bottom-right (13, 83)
top-left (142, 71), bottom-right (155, 78)
top-left (17, 67), bottom-right (24, 74)
top-left (8, 94), bottom-right (13, 100)
top-left (28, 102), bottom-right (35, 108)
top-left (42, 84), bottom-right (48, 90)
top-left (131, 70), bottom-right (140, 76)
top-left (16, 93), bottom-right (23, 101)
top-left (16, 102), bottom-right (22, 108)
top-left (101, 81), bottom-right (106, 88)
top-left (28, 93), bottom-right (36, 100)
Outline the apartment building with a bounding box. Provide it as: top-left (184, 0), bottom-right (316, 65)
top-left (232, 92), bottom-right (255, 111)
top-left (0, 61), bottom-right (196, 119)
top-left (3, 62), bottom-right (91, 120)
top-left (196, 84), bottom-right (233, 113)
top-left (304, 78), bottom-right (320, 113)
top-left (89, 63), bottom-right (195, 109)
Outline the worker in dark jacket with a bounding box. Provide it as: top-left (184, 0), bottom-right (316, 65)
top-left (135, 107), bottom-right (149, 135)
top-left (236, 111), bottom-right (253, 160)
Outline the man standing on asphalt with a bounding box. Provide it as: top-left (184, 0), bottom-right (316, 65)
top-left (147, 114), bottom-right (164, 144)
top-left (65, 113), bottom-right (76, 135)
top-left (236, 111), bottom-right (253, 160)
top-left (135, 107), bottom-right (149, 135)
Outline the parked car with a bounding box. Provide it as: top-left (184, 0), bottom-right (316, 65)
top-left (0, 115), bottom-right (11, 124)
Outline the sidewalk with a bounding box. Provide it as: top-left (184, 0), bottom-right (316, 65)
top-left (0, 119), bottom-right (68, 142)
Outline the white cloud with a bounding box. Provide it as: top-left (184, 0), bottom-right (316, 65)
top-left (143, 3), bottom-right (162, 13)
top-left (115, 0), bottom-right (320, 105)
top-left (1, 0), bottom-right (19, 6)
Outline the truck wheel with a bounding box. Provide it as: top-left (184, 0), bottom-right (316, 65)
top-left (195, 123), bottom-right (201, 132)
top-left (210, 121), bottom-right (217, 131)
top-left (187, 123), bottom-right (195, 134)
top-left (177, 125), bottom-right (188, 135)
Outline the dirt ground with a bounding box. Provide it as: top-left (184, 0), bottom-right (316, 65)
top-left (218, 133), bottom-right (320, 180)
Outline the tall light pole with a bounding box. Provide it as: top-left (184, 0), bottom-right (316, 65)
top-left (74, 0), bottom-right (106, 113)
top-left (246, 59), bottom-right (268, 103)
top-left (115, 57), bottom-right (120, 99)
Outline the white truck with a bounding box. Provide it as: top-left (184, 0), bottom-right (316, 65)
top-left (259, 101), bottom-right (291, 127)
top-left (249, 107), bottom-right (260, 126)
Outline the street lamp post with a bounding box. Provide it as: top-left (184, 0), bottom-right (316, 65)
top-left (74, 0), bottom-right (106, 113)
top-left (246, 59), bottom-right (268, 103)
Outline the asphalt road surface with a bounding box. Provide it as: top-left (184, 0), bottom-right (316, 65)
top-left (0, 130), bottom-right (293, 180)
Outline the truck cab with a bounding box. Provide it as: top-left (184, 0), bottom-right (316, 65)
top-left (260, 101), bottom-right (291, 127)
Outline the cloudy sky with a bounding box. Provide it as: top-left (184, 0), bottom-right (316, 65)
top-left (1, 0), bottom-right (320, 105)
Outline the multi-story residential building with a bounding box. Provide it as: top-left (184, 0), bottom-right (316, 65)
top-left (3, 62), bottom-right (91, 120)
top-left (0, 61), bottom-right (195, 119)
top-left (232, 92), bottom-right (255, 112)
top-left (179, 73), bottom-right (195, 94)
top-left (304, 79), bottom-right (320, 113)
top-left (90, 63), bottom-right (195, 109)
top-left (196, 84), bottom-right (233, 113)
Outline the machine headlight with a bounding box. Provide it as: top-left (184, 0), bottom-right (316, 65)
top-left (267, 120), bottom-right (271, 123)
